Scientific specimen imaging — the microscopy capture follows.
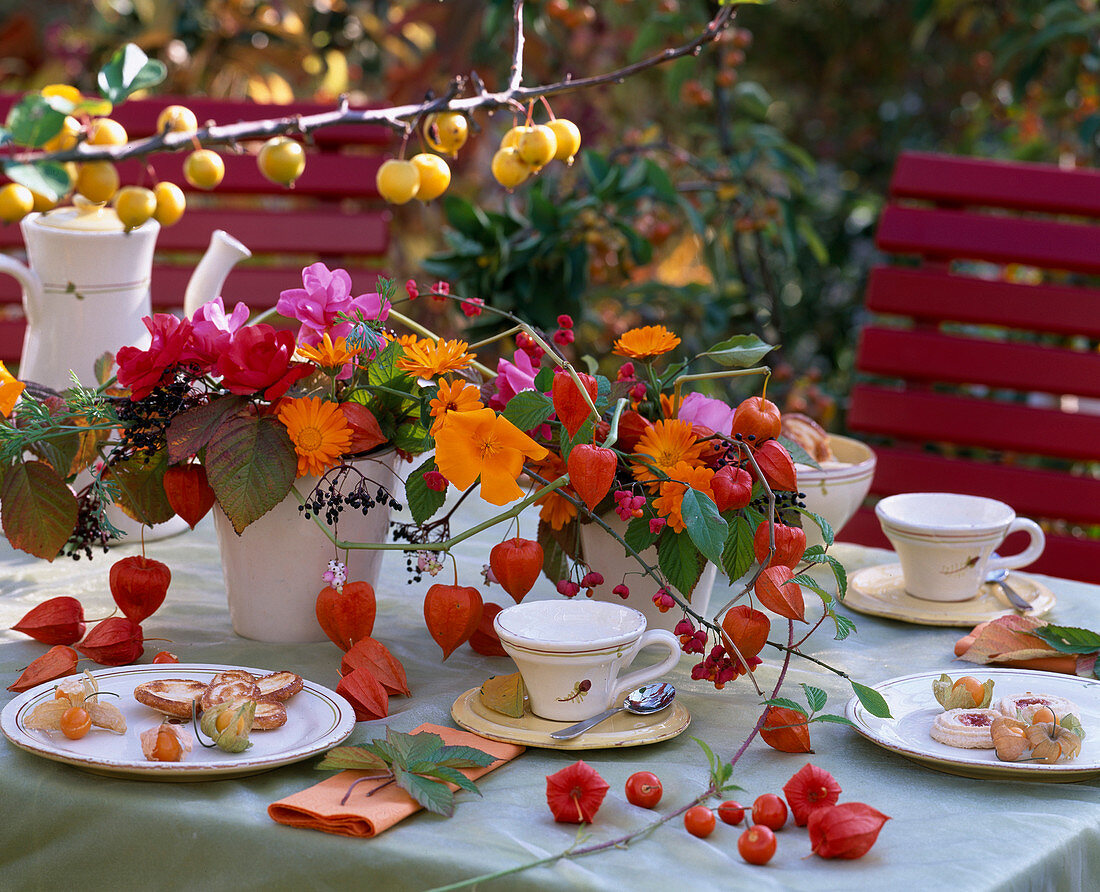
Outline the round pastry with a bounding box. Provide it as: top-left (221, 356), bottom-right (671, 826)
top-left (930, 708), bottom-right (1000, 749)
top-left (994, 693), bottom-right (1080, 723)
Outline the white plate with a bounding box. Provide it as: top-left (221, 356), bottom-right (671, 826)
top-left (1, 663), bottom-right (356, 781)
top-left (846, 668), bottom-right (1100, 782)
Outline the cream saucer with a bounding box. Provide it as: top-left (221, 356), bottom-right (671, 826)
top-left (844, 564), bottom-right (1055, 627)
top-left (450, 687), bottom-right (691, 750)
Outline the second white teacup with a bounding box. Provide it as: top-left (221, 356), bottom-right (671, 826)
top-left (875, 492), bottom-right (1045, 602)
top-left (494, 600), bottom-right (680, 722)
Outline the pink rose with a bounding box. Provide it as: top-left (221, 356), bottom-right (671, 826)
top-left (214, 324), bottom-right (311, 399)
top-left (678, 392), bottom-right (735, 437)
top-left (116, 314), bottom-right (193, 400)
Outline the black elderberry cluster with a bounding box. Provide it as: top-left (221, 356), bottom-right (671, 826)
top-left (113, 370), bottom-right (199, 460)
top-left (750, 489), bottom-right (807, 527)
top-left (298, 472), bottom-right (403, 528)
top-left (61, 491), bottom-right (112, 560)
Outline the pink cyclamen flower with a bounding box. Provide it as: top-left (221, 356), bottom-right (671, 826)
top-left (677, 391), bottom-right (735, 437)
top-left (275, 262), bottom-right (390, 347)
top-left (184, 297), bottom-right (250, 369)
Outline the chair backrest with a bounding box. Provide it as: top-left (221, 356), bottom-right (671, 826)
top-left (0, 95), bottom-right (392, 364)
top-left (845, 150), bottom-right (1100, 582)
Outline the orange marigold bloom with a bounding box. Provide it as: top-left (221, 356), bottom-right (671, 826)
top-left (536, 489), bottom-right (578, 531)
top-left (434, 407), bottom-right (549, 505)
top-left (652, 461), bottom-right (716, 534)
top-left (659, 392), bottom-right (683, 419)
top-left (429, 378), bottom-right (484, 433)
top-left (0, 360), bottom-right (25, 417)
top-left (296, 332), bottom-right (361, 371)
top-left (631, 419), bottom-right (705, 487)
top-left (395, 337), bottom-right (475, 378)
top-left (613, 325), bottom-right (680, 360)
top-left (277, 396), bottom-right (352, 478)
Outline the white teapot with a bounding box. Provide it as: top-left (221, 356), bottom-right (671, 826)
top-left (0, 199), bottom-right (250, 391)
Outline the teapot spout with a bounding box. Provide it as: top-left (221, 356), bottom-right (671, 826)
top-left (183, 230), bottom-right (251, 318)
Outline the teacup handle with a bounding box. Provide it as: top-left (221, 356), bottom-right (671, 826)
top-left (988, 518), bottom-right (1045, 571)
top-left (610, 629), bottom-right (680, 708)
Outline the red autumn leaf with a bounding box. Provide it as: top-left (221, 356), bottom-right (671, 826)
top-left (162, 463), bottom-right (216, 528)
top-left (11, 596), bottom-right (86, 645)
top-left (468, 602), bottom-right (508, 657)
top-left (752, 439), bottom-right (798, 492)
top-left (754, 565), bottom-right (806, 622)
top-left (712, 465), bottom-right (752, 512)
top-left (545, 760), bottom-right (610, 824)
top-left (77, 617), bottom-right (144, 666)
top-left (340, 402), bottom-right (388, 454)
top-left (316, 581), bottom-right (377, 651)
top-left (336, 666), bottom-right (390, 721)
top-left (783, 763), bottom-right (841, 826)
top-left (721, 605), bottom-right (770, 663)
top-left (752, 521), bottom-right (807, 569)
top-left (340, 636), bottom-right (411, 696)
top-left (109, 555), bottom-right (171, 623)
top-left (7, 645), bottom-right (79, 692)
top-left (808, 802), bottom-right (890, 859)
top-left (552, 370), bottom-right (598, 438)
top-left (567, 444), bottom-right (617, 511)
top-left (489, 537), bottom-right (544, 604)
top-left (760, 706), bottom-right (812, 753)
top-left (954, 615), bottom-right (1062, 664)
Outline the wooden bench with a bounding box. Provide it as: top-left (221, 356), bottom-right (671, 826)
top-left (0, 95), bottom-right (392, 364)
top-left (842, 150), bottom-right (1100, 583)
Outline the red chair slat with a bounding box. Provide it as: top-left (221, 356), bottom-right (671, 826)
top-left (848, 384), bottom-right (1100, 463)
top-left (866, 267), bottom-right (1100, 338)
top-left (877, 205), bottom-right (1100, 275)
top-left (889, 150), bottom-right (1100, 217)
top-left (856, 326), bottom-right (1100, 399)
top-left (149, 265), bottom-right (384, 310)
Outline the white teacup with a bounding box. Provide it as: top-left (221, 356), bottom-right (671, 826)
top-left (875, 492), bottom-right (1045, 602)
top-left (494, 600), bottom-right (680, 722)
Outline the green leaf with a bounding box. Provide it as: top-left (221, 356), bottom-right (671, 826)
top-left (405, 456), bottom-right (446, 524)
top-left (533, 366), bottom-right (554, 392)
top-left (777, 435), bottom-right (819, 469)
top-left (801, 684), bottom-right (827, 713)
top-left (811, 713), bottom-right (855, 726)
top-left (410, 764), bottom-right (482, 794)
top-left (1032, 625), bottom-right (1100, 654)
top-left (764, 697), bottom-right (808, 715)
top-left (794, 506), bottom-right (834, 547)
top-left (501, 389), bottom-right (554, 432)
top-left (430, 745), bottom-right (497, 770)
top-left (315, 746), bottom-right (390, 772)
top-left (369, 340), bottom-right (407, 388)
top-left (851, 681), bottom-right (892, 719)
top-left (680, 489), bottom-right (727, 567)
top-left (698, 334), bottom-right (774, 368)
top-left (97, 43), bottom-right (167, 104)
top-left (791, 572), bottom-right (833, 607)
top-left (394, 766), bottom-right (457, 817)
top-left (167, 395), bottom-right (249, 464)
top-left (2, 162), bottom-right (72, 203)
top-left (204, 413), bottom-right (296, 533)
top-left (539, 520), bottom-right (572, 577)
top-left (721, 515), bottom-right (756, 581)
top-left (108, 449), bottom-right (174, 526)
top-left (693, 737), bottom-right (719, 774)
top-left (0, 460), bottom-right (79, 560)
top-left (831, 611), bottom-right (856, 641)
top-left (3, 94), bottom-right (66, 148)
top-left (386, 727), bottom-right (443, 766)
top-left (657, 529), bottom-right (703, 597)
top-left (624, 515), bottom-right (659, 554)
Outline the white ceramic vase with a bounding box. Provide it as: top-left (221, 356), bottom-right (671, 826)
top-left (578, 515), bottom-right (716, 633)
top-left (213, 451), bottom-right (401, 642)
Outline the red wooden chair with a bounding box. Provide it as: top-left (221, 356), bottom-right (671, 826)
top-left (843, 150), bottom-right (1100, 582)
top-left (0, 95), bottom-right (392, 364)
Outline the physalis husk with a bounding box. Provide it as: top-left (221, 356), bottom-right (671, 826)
top-left (932, 673), bottom-right (994, 711)
top-left (23, 671), bottom-right (126, 735)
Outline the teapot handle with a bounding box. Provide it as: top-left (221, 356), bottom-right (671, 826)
top-left (0, 253), bottom-right (43, 327)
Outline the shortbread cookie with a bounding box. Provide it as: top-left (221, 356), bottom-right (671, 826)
top-left (133, 679), bottom-right (209, 719)
top-left (256, 671), bottom-right (304, 702)
top-left (200, 672), bottom-right (261, 711)
top-left (994, 693), bottom-right (1080, 723)
top-left (930, 708), bottom-right (1000, 749)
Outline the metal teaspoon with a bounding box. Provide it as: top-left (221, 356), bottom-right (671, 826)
top-left (549, 682), bottom-right (676, 741)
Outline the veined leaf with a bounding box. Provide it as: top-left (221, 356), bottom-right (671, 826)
top-left (167, 395), bottom-right (248, 463)
top-left (501, 389), bottom-right (554, 432)
top-left (812, 713), bottom-right (855, 726)
top-left (1032, 624), bottom-right (1100, 654)
top-left (0, 460), bottom-right (79, 560)
top-left (721, 515), bottom-right (755, 581)
top-left (204, 413), bottom-right (296, 532)
top-left (698, 333), bottom-right (774, 368)
top-left (408, 764), bottom-right (482, 794)
top-left (680, 489), bottom-right (727, 567)
top-left (394, 765), bottom-right (457, 817)
top-left (108, 449), bottom-right (174, 526)
top-left (801, 684), bottom-right (827, 713)
top-left (3, 94), bottom-right (66, 148)
top-left (3, 161), bottom-right (71, 203)
top-left (658, 529), bottom-right (703, 597)
top-left (831, 610), bottom-right (856, 641)
top-left (97, 44), bottom-right (167, 104)
top-left (315, 746), bottom-right (389, 772)
top-left (764, 697), bottom-right (808, 715)
top-left (851, 681), bottom-right (891, 719)
top-left (624, 515), bottom-right (659, 554)
top-left (405, 456), bottom-right (446, 524)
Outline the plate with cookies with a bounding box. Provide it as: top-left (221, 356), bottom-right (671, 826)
top-left (0, 663), bottom-right (356, 780)
top-left (845, 668), bottom-right (1100, 782)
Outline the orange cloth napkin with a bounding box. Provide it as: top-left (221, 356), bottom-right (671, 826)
top-left (268, 723), bottom-right (524, 838)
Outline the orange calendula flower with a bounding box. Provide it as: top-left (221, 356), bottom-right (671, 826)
top-left (659, 392), bottom-right (683, 419)
top-left (613, 325), bottom-right (681, 360)
top-left (277, 396), bottom-right (352, 478)
top-left (652, 461), bottom-right (716, 534)
top-left (429, 378), bottom-right (484, 433)
top-left (395, 337), bottom-right (475, 378)
top-left (536, 489), bottom-right (578, 531)
top-left (434, 407), bottom-right (549, 505)
top-left (296, 332), bottom-right (361, 370)
top-left (631, 419), bottom-right (705, 487)
top-left (0, 361), bottom-right (25, 417)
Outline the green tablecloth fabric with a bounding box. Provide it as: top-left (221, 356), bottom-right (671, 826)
top-left (2, 508), bottom-right (1099, 892)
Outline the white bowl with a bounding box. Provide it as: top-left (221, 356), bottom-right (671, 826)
top-left (796, 434), bottom-right (876, 548)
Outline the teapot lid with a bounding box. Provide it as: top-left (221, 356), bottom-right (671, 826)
top-left (34, 196), bottom-right (126, 233)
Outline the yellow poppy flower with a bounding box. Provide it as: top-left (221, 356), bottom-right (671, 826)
top-left (277, 396), bottom-right (352, 478)
top-left (429, 378), bottom-right (483, 433)
top-left (0, 361), bottom-right (25, 417)
top-left (395, 337), bottom-right (475, 378)
top-left (433, 408), bottom-right (549, 505)
top-left (652, 461), bottom-right (715, 533)
top-left (613, 325), bottom-right (680, 360)
top-left (296, 332), bottom-right (361, 371)
top-left (630, 419), bottom-right (705, 487)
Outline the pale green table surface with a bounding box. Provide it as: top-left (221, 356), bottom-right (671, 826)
top-left (2, 510), bottom-right (1099, 892)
